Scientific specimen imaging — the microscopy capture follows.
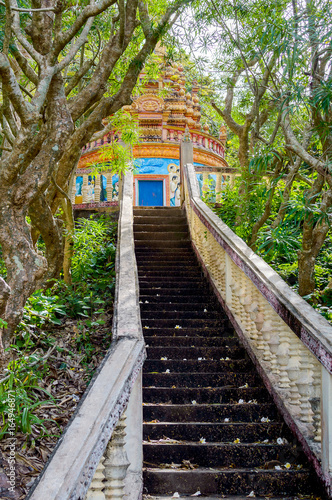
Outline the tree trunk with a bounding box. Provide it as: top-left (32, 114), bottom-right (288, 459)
top-left (297, 178), bottom-right (332, 297)
top-left (249, 160), bottom-right (283, 249)
top-left (61, 197), bottom-right (75, 285)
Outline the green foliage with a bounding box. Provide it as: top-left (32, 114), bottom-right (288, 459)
top-left (50, 215), bottom-right (116, 318)
top-left (211, 178), bottom-right (275, 243)
top-left (22, 291), bottom-right (67, 328)
top-left (1, 215), bottom-right (117, 437)
top-left (0, 354), bottom-right (56, 438)
top-left (256, 224), bottom-right (301, 263)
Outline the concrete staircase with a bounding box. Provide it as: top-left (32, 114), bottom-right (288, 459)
top-left (134, 207), bottom-right (323, 499)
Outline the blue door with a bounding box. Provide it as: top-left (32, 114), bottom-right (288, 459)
top-left (139, 180), bottom-right (164, 206)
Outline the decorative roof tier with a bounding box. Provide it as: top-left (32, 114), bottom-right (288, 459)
top-left (80, 62), bottom-right (228, 170)
top-left (75, 55), bottom-right (234, 208)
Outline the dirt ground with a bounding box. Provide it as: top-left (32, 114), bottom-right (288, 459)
top-left (0, 314), bottom-right (113, 499)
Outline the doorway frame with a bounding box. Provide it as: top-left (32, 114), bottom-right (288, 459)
top-left (134, 175), bottom-right (169, 206)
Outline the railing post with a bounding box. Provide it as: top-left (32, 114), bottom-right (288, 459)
top-left (86, 457), bottom-right (106, 500)
top-left (71, 176), bottom-right (77, 204)
top-left (95, 175), bottom-right (101, 203)
top-left (321, 366), bottom-right (332, 477)
top-left (105, 173), bottom-right (113, 202)
top-left (225, 253), bottom-right (233, 307)
top-left (104, 412), bottom-right (130, 500)
top-left (124, 371), bottom-right (143, 500)
top-left (82, 174), bottom-right (89, 203)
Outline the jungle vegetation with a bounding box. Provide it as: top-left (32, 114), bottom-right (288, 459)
top-left (0, 0), bottom-right (192, 366)
top-left (0, 0), bottom-right (331, 362)
top-left (172, 0), bottom-right (332, 318)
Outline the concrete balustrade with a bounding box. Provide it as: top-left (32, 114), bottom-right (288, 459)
top-left (71, 171), bottom-right (122, 208)
top-left (183, 162), bottom-right (332, 496)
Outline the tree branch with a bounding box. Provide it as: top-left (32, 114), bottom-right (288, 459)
top-left (282, 108), bottom-right (332, 187)
top-left (53, 0), bottom-right (117, 57)
top-left (10, 43), bottom-right (39, 85)
top-left (0, 54), bottom-right (34, 125)
top-left (0, 0), bottom-right (55, 11)
top-left (57, 17), bottom-right (94, 72)
top-left (10, 1), bottom-right (43, 64)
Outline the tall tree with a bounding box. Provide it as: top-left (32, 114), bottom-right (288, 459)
top-left (176, 0), bottom-right (332, 298)
top-left (0, 0), bottom-right (190, 362)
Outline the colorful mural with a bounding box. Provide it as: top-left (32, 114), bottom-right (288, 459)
top-left (135, 158), bottom-right (180, 206)
top-left (75, 173), bottom-right (119, 202)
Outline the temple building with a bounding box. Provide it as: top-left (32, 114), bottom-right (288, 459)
top-left (72, 59), bottom-right (236, 209)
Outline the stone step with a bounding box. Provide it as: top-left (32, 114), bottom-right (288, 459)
top-left (143, 403), bottom-right (280, 423)
top-left (143, 442), bottom-right (302, 468)
top-left (145, 346), bottom-right (243, 360)
top-left (136, 255), bottom-right (197, 264)
top-left (135, 240), bottom-right (191, 249)
top-left (144, 496), bottom-right (303, 500)
top-left (135, 232), bottom-right (189, 241)
top-left (144, 359), bottom-right (252, 374)
top-left (140, 290), bottom-right (214, 299)
top-left (134, 224), bottom-right (188, 233)
top-left (139, 295), bottom-right (217, 304)
top-left (140, 303), bottom-right (223, 313)
top-left (143, 421), bottom-right (290, 443)
top-left (133, 207), bottom-right (184, 216)
top-left (138, 280), bottom-right (209, 289)
top-left (143, 327), bottom-right (234, 337)
top-left (144, 336), bottom-right (238, 347)
top-left (134, 216), bottom-right (187, 225)
top-left (142, 318), bottom-right (230, 328)
top-left (142, 468), bottom-right (318, 496)
top-left (138, 261), bottom-right (202, 275)
top-left (138, 270), bottom-right (203, 278)
top-left (135, 248), bottom-right (194, 255)
top-left (142, 373), bottom-right (264, 390)
top-left (142, 387), bottom-right (270, 405)
top-left (141, 311), bottom-right (224, 321)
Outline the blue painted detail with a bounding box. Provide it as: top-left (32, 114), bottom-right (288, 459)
top-left (101, 175), bottom-right (107, 201)
top-left (139, 180), bottom-right (163, 206)
top-left (76, 176), bottom-right (83, 195)
top-left (136, 158), bottom-right (180, 175)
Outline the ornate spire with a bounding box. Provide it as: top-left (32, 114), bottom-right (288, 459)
top-left (182, 124), bottom-right (191, 142)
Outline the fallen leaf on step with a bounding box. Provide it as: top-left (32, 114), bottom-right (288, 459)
top-left (233, 438), bottom-right (241, 444)
top-left (181, 460), bottom-right (198, 469)
top-left (199, 437), bottom-right (206, 444)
